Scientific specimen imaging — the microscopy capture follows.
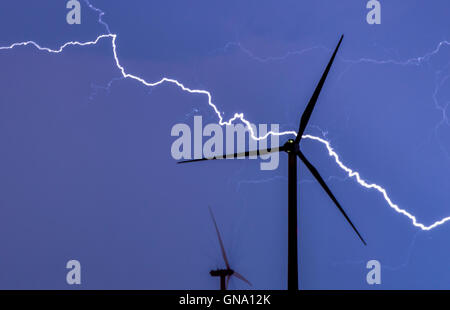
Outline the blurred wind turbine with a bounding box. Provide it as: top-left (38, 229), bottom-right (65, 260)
top-left (179, 35), bottom-right (366, 291)
top-left (208, 206), bottom-right (252, 290)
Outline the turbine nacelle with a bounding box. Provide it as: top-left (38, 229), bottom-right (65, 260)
top-left (283, 139), bottom-right (300, 153)
top-left (210, 269), bottom-right (234, 277)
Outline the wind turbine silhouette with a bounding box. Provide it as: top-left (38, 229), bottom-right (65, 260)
top-left (208, 206), bottom-right (252, 290)
top-left (179, 35), bottom-right (366, 291)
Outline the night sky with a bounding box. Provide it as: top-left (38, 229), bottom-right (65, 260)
top-left (0, 0), bottom-right (450, 289)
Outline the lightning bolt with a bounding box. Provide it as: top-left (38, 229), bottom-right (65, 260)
top-left (342, 41), bottom-right (450, 66)
top-left (1, 1), bottom-right (449, 232)
top-left (211, 41), bottom-right (325, 63)
top-left (333, 230), bottom-right (422, 271)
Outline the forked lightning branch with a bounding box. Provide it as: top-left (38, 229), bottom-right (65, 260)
top-left (1, 1), bottom-right (449, 232)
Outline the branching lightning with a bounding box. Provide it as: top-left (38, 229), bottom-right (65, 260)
top-left (212, 41), bottom-right (325, 63)
top-left (1, 1), bottom-right (449, 232)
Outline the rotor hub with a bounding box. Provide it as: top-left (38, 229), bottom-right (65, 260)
top-left (284, 139), bottom-right (299, 153)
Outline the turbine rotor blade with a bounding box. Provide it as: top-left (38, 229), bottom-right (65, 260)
top-left (178, 146), bottom-right (284, 164)
top-left (233, 271), bottom-right (252, 287)
top-left (226, 275), bottom-right (231, 290)
top-left (297, 151), bottom-right (367, 245)
top-left (208, 206), bottom-right (231, 269)
top-left (295, 35), bottom-right (344, 144)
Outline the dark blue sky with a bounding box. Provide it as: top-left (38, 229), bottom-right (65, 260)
top-left (0, 0), bottom-right (449, 289)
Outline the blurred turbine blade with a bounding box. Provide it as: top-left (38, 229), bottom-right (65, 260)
top-left (297, 150), bottom-right (367, 245)
top-left (208, 206), bottom-right (231, 269)
top-left (233, 271), bottom-right (252, 287)
top-left (295, 35), bottom-right (344, 144)
top-left (178, 146), bottom-right (284, 163)
top-left (226, 275), bottom-right (231, 290)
